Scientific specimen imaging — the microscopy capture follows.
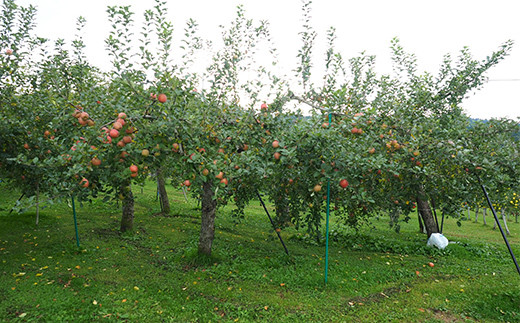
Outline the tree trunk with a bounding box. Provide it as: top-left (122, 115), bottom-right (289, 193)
top-left (467, 206), bottom-right (471, 221)
top-left (483, 208), bottom-right (487, 225)
top-left (416, 189), bottom-right (439, 238)
top-left (474, 206), bottom-right (479, 222)
top-left (198, 181), bottom-right (217, 256)
top-left (120, 183), bottom-right (134, 233)
top-left (156, 168), bottom-right (170, 214)
top-left (502, 208), bottom-right (510, 235)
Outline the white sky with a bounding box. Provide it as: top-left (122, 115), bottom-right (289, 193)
top-left (16, 0), bottom-right (520, 120)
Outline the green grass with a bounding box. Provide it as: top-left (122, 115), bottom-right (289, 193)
top-left (1, 181), bottom-right (520, 322)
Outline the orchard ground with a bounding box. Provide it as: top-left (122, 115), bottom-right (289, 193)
top-left (1, 181), bottom-right (519, 322)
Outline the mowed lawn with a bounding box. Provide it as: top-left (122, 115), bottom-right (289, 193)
top-left (1, 181), bottom-right (519, 322)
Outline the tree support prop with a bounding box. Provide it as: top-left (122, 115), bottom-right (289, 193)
top-left (256, 191), bottom-right (289, 256)
top-left (324, 178), bottom-right (331, 284)
top-left (324, 112), bottom-right (333, 284)
top-left (477, 176), bottom-right (520, 277)
top-left (71, 196), bottom-right (80, 248)
top-left (431, 198), bottom-right (440, 233)
top-left (8, 192), bottom-right (25, 214)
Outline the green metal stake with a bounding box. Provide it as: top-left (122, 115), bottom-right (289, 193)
top-left (324, 112), bottom-right (332, 284)
top-left (71, 196), bottom-right (80, 248)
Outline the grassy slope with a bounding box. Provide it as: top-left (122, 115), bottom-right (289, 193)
top-left (1, 181), bottom-right (519, 322)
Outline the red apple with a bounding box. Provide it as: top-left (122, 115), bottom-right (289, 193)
top-left (158, 93), bottom-right (167, 103)
top-left (109, 129), bottom-right (119, 138)
top-left (113, 121), bottom-right (122, 130)
top-left (80, 178), bottom-right (89, 188)
top-left (339, 179), bottom-right (349, 188)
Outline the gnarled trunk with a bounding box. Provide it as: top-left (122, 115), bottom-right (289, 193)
top-left (156, 168), bottom-right (170, 214)
top-left (120, 183), bottom-right (134, 233)
top-left (198, 181), bottom-right (217, 256)
top-left (416, 188), bottom-right (439, 238)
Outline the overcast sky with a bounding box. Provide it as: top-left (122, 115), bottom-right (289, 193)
top-left (16, 0), bottom-right (520, 120)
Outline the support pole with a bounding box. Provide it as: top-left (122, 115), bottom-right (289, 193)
top-left (71, 196), bottom-right (80, 248)
top-left (9, 192), bottom-right (25, 214)
top-left (324, 112), bottom-right (332, 284)
top-left (477, 176), bottom-right (520, 277)
top-left (256, 191), bottom-right (289, 255)
top-left (325, 177), bottom-right (331, 284)
top-left (431, 198), bottom-right (440, 232)
top-left (440, 211), bottom-right (445, 234)
top-left (35, 181), bottom-right (40, 226)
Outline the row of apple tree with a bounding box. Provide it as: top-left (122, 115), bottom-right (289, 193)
top-left (1, 0), bottom-right (518, 255)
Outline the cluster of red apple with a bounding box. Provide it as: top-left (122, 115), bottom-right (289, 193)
top-left (72, 107), bottom-right (95, 127)
top-left (101, 112), bottom-right (134, 147)
top-left (150, 93), bottom-right (167, 103)
top-left (385, 139), bottom-right (401, 150)
top-left (272, 140), bottom-right (281, 160)
top-left (129, 164), bottom-right (138, 178)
